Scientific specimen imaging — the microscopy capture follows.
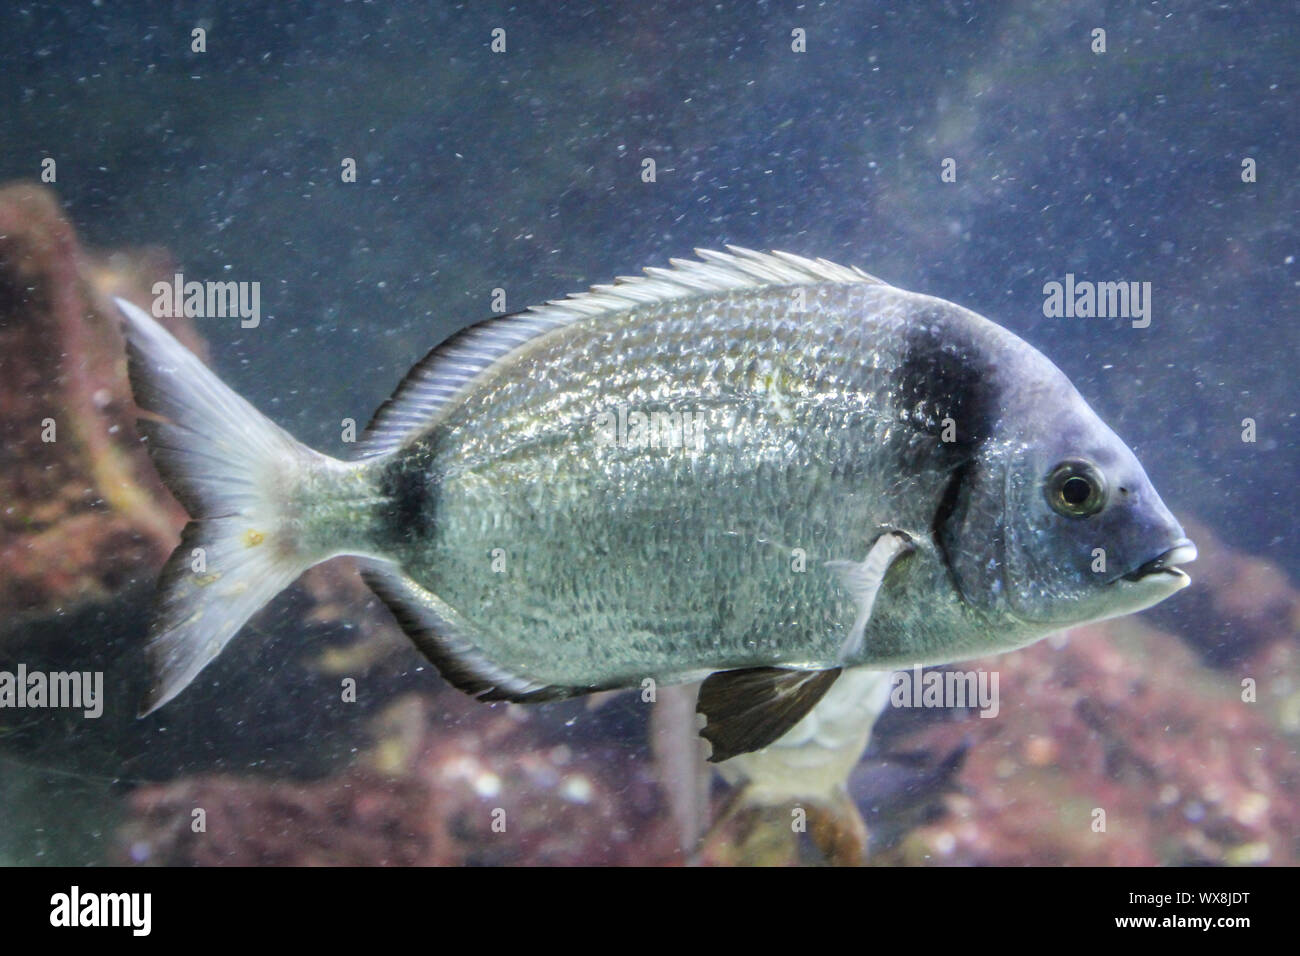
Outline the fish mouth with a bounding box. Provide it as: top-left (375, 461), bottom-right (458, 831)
top-left (1119, 538), bottom-right (1198, 584)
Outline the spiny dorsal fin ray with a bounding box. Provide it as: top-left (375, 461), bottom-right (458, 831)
top-left (358, 248), bottom-right (885, 456)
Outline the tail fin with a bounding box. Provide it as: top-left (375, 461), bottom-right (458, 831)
top-left (115, 297), bottom-right (347, 715)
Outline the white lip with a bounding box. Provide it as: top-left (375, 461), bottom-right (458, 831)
top-left (1162, 567), bottom-right (1192, 591)
top-left (1119, 538), bottom-right (1197, 589)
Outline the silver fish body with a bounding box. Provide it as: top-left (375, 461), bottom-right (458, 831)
top-left (353, 281), bottom-right (1033, 686)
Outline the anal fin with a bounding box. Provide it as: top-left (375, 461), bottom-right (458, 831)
top-left (696, 666), bottom-right (842, 763)
top-left (359, 560), bottom-right (601, 703)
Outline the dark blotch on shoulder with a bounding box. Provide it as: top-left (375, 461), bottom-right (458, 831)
top-left (894, 308), bottom-right (1003, 591)
top-left (895, 308), bottom-right (998, 458)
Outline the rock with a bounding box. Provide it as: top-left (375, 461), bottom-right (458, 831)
top-left (0, 182), bottom-right (192, 618)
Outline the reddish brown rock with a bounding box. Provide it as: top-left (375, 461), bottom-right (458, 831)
top-left (118, 693), bottom-right (684, 866)
top-left (1176, 516), bottom-right (1300, 663)
top-left (881, 619), bottom-right (1300, 866)
top-left (0, 181), bottom-right (194, 616)
top-left (118, 769), bottom-right (454, 866)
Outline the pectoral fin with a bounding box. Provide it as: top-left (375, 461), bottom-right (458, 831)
top-left (825, 530), bottom-right (915, 663)
top-left (696, 666), bottom-right (843, 763)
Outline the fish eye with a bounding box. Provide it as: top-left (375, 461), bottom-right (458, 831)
top-left (1045, 459), bottom-right (1107, 518)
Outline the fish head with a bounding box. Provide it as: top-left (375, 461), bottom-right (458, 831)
top-left (996, 379), bottom-right (1196, 627)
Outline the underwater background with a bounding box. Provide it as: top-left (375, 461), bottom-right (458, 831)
top-left (0, 0), bottom-right (1296, 865)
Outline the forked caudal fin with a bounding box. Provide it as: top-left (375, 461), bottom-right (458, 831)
top-left (115, 298), bottom-right (355, 716)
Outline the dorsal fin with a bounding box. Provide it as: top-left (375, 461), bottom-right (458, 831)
top-left (358, 310), bottom-right (562, 456)
top-left (358, 247), bottom-right (885, 456)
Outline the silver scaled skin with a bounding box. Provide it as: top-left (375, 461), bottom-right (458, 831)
top-left (326, 271), bottom-right (1192, 691)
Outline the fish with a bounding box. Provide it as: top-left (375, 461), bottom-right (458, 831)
top-left (703, 667), bottom-right (896, 864)
top-left (714, 667), bottom-right (895, 807)
top-left (114, 247), bottom-right (1196, 760)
